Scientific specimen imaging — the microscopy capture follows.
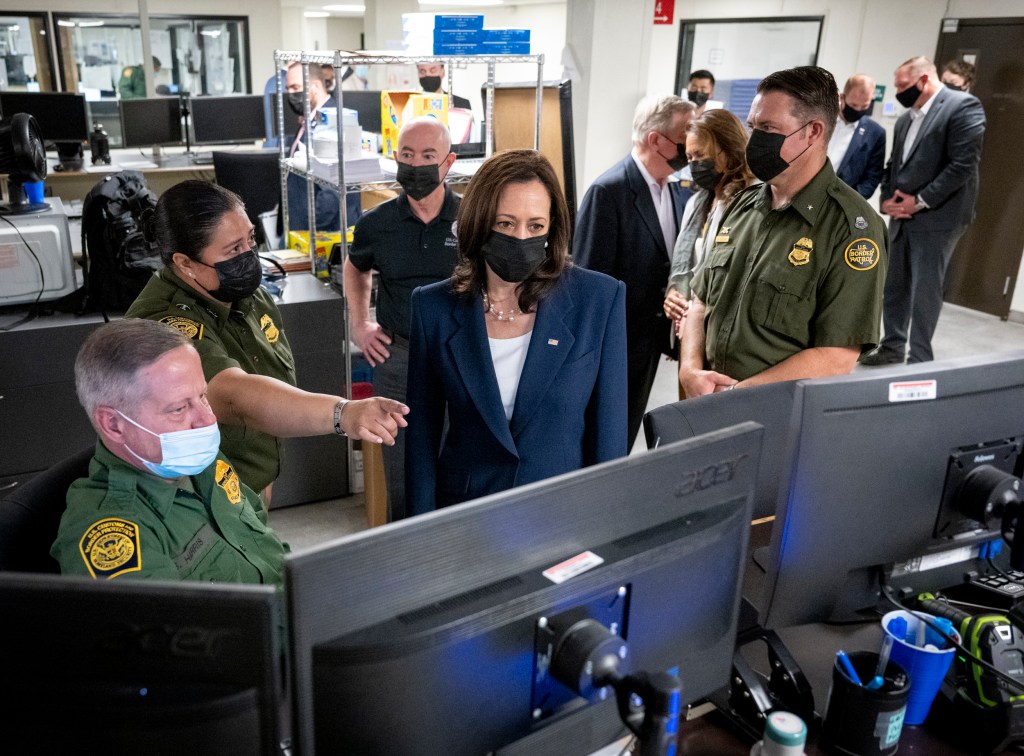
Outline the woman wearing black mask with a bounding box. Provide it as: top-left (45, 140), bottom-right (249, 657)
top-left (663, 109), bottom-right (757, 371)
top-left (126, 181), bottom-right (409, 502)
top-left (405, 150), bottom-right (628, 515)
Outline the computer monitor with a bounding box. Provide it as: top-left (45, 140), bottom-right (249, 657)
top-left (191, 95), bottom-right (267, 145)
top-left (286, 423), bottom-right (762, 755)
top-left (0, 91), bottom-right (89, 145)
top-left (337, 90), bottom-right (382, 134)
top-left (120, 97), bottom-right (184, 148)
top-left (644, 380), bottom-right (797, 521)
top-left (758, 352), bottom-right (1024, 630)
top-left (0, 573), bottom-right (285, 755)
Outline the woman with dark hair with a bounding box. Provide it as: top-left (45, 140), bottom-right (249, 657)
top-left (663, 109), bottom-right (757, 395)
top-left (405, 149), bottom-right (627, 515)
top-left (125, 180), bottom-right (407, 500)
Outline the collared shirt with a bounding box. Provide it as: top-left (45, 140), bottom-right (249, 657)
top-left (827, 116), bottom-right (857, 170)
top-left (903, 90), bottom-right (937, 162)
top-left (691, 160), bottom-right (887, 381)
top-left (631, 148), bottom-right (677, 255)
top-left (51, 441), bottom-right (289, 584)
top-left (125, 269), bottom-right (297, 493)
top-left (349, 187), bottom-right (460, 339)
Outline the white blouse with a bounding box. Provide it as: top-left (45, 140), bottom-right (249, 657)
top-left (488, 330), bottom-right (533, 421)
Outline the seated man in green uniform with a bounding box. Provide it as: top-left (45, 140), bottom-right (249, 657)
top-left (118, 56), bottom-right (161, 100)
top-left (679, 66), bottom-right (888, 398)
top-left (51, 318), bottom-right (288, 584)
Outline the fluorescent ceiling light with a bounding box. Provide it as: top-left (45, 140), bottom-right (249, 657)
top-left (419, 0), bottom-right (503, 5)
top-left (304, 11), bottom-right (331, 17)
top-left (77, 21), bottom-right (106, 27)
top-left (200, 29), bottom-right (222, 38)
top-left (323, 4), bottom-right (365, 10)
top-left (57, 20), bottom-right (76, 27)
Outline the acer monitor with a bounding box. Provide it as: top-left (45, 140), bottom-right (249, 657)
top-left (285, 423), bottom-right (763, 755)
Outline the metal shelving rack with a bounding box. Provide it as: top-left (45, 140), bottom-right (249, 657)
top-left (273, 49), bottom-right (545, 495)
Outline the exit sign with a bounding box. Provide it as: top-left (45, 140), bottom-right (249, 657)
top-left (654, 0), bottom-right (674, 25)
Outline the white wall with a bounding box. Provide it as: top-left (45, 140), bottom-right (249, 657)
top-left (625, 0), bottom-right (1024, 316)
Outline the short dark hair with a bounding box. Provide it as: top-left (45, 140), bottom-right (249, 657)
top-left (287, 61), bottom-right (328, 85)
top-left (147, 180), bottom-right (245, 266)
top-left (689, 69), bottom-right (716, 87)
top-left (757, 65), bottom-right (839, 141)
top-left (943, 58), bottom-right (976, 90)
top-left (451, 150), bottom-right (570, 313)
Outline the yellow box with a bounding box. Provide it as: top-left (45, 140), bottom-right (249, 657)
top-left (288, 230), bottom-right (349, 279)
top-left (380, 91), bottom-right (449, 155)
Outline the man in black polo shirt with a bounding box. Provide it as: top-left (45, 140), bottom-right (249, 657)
top-left (344, 117), bottom-right (459, 521)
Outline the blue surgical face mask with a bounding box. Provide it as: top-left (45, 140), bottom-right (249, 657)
top-left (118, 410), bottom-right (221, 478)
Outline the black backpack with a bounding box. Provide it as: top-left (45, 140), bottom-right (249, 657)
top-left (80, 170), bottom-right (162, 314)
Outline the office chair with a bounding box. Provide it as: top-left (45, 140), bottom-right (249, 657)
top-left (212, 151), bottom-right (282, 246)
top-left (0, 445), bottom-right (94, 573)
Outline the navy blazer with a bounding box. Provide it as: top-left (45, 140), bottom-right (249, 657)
top-left (835, 116), bottom-right (886, 199)
top-left (406, 266), bottom-right (628, 515)
top-left (882, 88), bottom-right (986, 234)
top-left (573, 154), bottom-right (685, 357)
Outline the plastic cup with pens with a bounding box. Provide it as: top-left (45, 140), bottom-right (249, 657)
top-left (881, 609), bottom-right (959, 726)
top-left (821, 648), bottom-right (909, 756)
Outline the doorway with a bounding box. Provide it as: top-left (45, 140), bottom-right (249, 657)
top-left (936, 17), bottom-right (1024, 319)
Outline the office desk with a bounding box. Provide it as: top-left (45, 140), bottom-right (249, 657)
top-left (674, 522), bottom-right (1013, 755)
top-left (35, 148), bottom-right (216, 203)
top-left (0, 272), bottom-right (349, 509)
top-left (676, 619), bottom-right (1008, 754)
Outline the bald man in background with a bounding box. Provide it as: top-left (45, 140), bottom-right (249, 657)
top-left (828, 74), bottom-right (886, 199)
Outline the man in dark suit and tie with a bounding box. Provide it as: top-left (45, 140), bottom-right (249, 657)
top-left (861, 56), bottom-right (986, 366)
top-left (829, 74), bottom-right (886, 199)
top-left (573, 95), bottom-right (695, 444)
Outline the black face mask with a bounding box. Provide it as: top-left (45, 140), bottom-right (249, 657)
top-left (419, 76), bottom-right (442, 93)
top-left (689, 159), bottom-right (722, 192)
top-left (687, 90), bottom-right (710, 108)
top-left (895, 81), bottom-right (923, 108)
top-left (842, 102), bottom-right (871, 123)
top-left (481, 232), bottom-right (548, 283)
top-left (944, 81), bottom-right (965, 92)
top-left (745, 123), bottom-right (811, 183)
top-left (287, 91), bottom-right (306, 115)
top-left (198, 249), bottom-right (263, 303)
top-left (657, 133), bottom-right (689, 172)
top-left (396, 160), bottom-right (445, 201)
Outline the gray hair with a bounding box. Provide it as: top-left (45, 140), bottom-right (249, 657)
top-left (632, 95), bottom-right (695, 145)
top-left (75, 319), bottom-right (192, 427)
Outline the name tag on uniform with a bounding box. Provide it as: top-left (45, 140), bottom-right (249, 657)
top-left (715, 226), bottom-right (731, 244)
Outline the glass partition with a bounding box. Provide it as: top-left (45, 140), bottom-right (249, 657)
top-left (0, 13), bottom-right (56, 91)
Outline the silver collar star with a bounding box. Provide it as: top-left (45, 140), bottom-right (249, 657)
top-left (807, 204), bottom-right (814, 211)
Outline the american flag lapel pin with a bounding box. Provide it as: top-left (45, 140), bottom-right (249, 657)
top-left (547, 339), bottom-right (559, 346)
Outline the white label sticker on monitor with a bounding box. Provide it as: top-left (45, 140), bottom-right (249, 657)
top-left (888, 379), bottom-right (937, 402)
top-left (542, 551), bottom-right (604, 584)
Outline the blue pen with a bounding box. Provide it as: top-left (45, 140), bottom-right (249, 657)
top-left (837, 650), bottom-right (864, 686)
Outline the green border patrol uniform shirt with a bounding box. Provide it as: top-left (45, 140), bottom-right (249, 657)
top-left (126, 268), bottom-right (297, 493)
top-left (51, 442), bottom-right (289, 585)
top-left (692, 161), bottom-right (887, 382)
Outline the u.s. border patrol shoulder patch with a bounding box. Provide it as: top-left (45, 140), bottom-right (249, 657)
top-left (159, 315), bottom-right (203, 340)
top-left (79, 518), bottom-right (142, 579)
top-left (844, 238), bottom-right (880, 271)
top-left (215, 459), bottom-right (243, 504)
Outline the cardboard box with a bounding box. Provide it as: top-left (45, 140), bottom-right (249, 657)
top-left (433, 28), bottom-right (482, 44)
top-left (482, 28), bottom-right (530, 43)
top-left (478, 42), bottom-right (531, 55)
top-left (435, 14), bottom-right (484, 30)
top-left (288, 230), bottom-right (348, 279)
top-left (432, 41), bottom-right (482, 55)
top-left (380, 91), bottom-right (449, 154)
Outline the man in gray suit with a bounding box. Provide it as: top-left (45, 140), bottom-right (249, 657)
top-left (861, 56), bottom-right (985, 365)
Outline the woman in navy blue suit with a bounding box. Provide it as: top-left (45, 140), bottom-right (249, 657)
top-left (406, 149), bottom-right (628, 515)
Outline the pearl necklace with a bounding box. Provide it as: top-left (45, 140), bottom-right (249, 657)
top-left (483, 290), bottom-right (521, 322)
